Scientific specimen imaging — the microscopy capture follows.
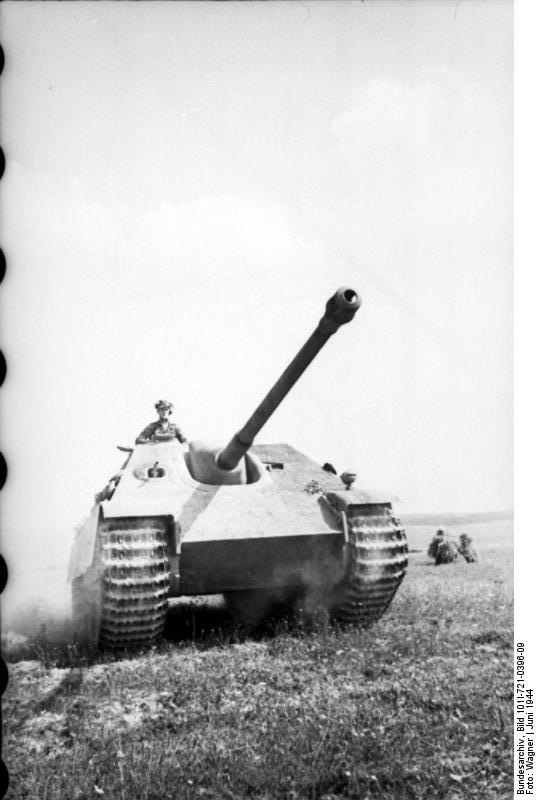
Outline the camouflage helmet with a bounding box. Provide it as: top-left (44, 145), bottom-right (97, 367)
top-left (155, 399), bottom-right (174, 413)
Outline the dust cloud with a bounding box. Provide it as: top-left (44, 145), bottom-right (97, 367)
top-left (1, 562), bottom-right (72, 641)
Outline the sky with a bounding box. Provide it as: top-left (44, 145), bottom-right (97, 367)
top-left (0, 0), bottom-right (513, 582)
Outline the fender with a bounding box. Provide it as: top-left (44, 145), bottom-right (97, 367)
top-left (67, 504), bottom-right (102, 582)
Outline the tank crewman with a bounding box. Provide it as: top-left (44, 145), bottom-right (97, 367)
top-left (135, 400), bottom-right (188, 445)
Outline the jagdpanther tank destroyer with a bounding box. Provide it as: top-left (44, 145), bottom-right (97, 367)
top-left (68, 288), bottom-right (408, 648)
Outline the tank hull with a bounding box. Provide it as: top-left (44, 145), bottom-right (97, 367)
top-left (178, 532), bottom-right (345, 594)
top-left (70, 441), bottom-right (408, 648)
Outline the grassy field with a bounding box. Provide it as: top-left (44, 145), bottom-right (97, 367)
top-left (2, 520), bottom-right (513, 800)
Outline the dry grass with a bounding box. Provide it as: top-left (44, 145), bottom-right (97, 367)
top-left (2, 521), bottom-right (513, 800)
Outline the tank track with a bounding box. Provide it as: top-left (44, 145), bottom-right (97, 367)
top-left (72, 518), bottom-right (170, 649)
top-left (333, 504), bottom-right (408, 626)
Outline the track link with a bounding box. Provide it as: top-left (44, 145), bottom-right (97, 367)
top-left (333, 504), bottom-right (408, 626)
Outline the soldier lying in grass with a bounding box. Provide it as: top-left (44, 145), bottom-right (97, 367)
top-left (434, 539), bottom-right (459, 565)
top-left (458, 533), bottom-right (478, 562)
top-left (427, 529), bottom-right (477, 565)
top-left (427, 530), bottom-right (446, 561)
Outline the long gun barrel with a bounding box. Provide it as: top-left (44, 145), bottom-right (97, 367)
top-left (217, 287), bottom-right (361, 471)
